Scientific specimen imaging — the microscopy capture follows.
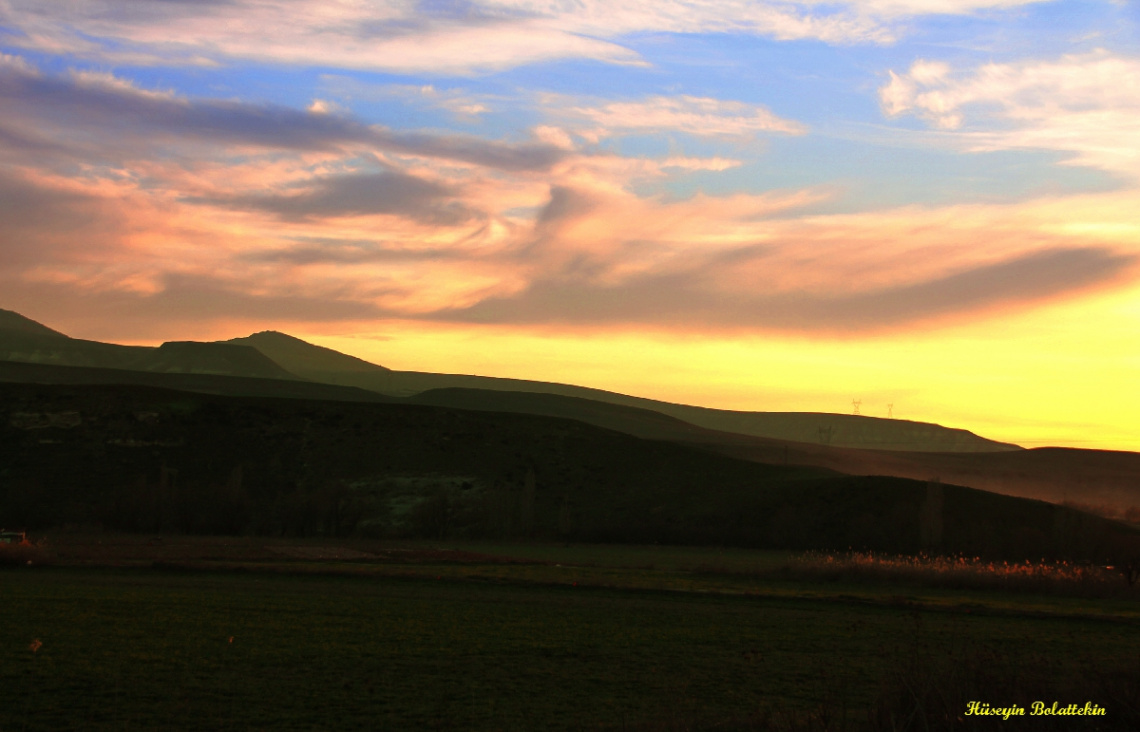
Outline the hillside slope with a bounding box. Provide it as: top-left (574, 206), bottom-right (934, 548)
top-left (0, 311), bottom-right (301, 381)
top-left (5, 359), bottom-right (1133, 520)
top-left (700, 436), bottom-right (1140, 518)
top-left (0, 308), bottom-right (69, 338)
top-left (222, 328), bottom-right (1017, 453)
top-left (0, 361), bottom-right (388, 403)
top-left (0, 308), bottom-right (1020, 452)
top-left (227, 331), bottom-right (392, 380)
top-left (1, 381), bottom-right (1135, 563)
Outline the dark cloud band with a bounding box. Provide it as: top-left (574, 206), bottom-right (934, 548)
top-left (0, 60), bottom-right (566, 171)
top-left (430, 247), bottom-right (1136, 332)
top-left (188, 170), bottom-right (482, 225)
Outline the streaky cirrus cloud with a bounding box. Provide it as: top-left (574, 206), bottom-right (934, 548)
top-left (881, 49), bottom-right (1140, 179)
top-left (316, 77), bottom-right (494, 120)
top-left (435, 246), bottom-right (1133, 333)
top-left (0, 0), bottom-right (1056, 75)
top-left (560, 95), bottom-right (807, 140)
top-left (0, 56), bottom-right (567, 171)
top-left (188, 170), bottom-right (484, 226)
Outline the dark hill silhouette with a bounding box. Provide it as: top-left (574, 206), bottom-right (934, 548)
top-left (222, 328), bottom-right (1017, 453)
top-left (408, 389), bottom-right (1140, 517)
top-left (0, 308), bottom-right (69, 338)
top-left (0, 308), bottom-right (1016, 452)
top-left (407, 387), bottom-right (721, 443)
top-left (360, 371), bottom-right (1019, 452)
top-left (699, 436), bottom-right (1140, 519)
top-left (0, 360), bottom-right (387, 403)
top-left (225, 331), bottom-right (392, 386)
top-left (0, 311), bottom-right (303, 381)
top-left (0, 327), bottom-right (154, 371)
top-left (5, 359), bottom-right (1136, 520)
top-left (145, 341), bottom-right (299, 380)
top-left (378, 374), bottom-right (1014, 452)
top-left (2, 380), bottom-right (1136, 565)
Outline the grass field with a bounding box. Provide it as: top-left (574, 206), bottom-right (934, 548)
top-left (2, 539), bottom-right (1139, 730)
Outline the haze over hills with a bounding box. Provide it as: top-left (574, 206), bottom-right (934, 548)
top-left (694, 434), bottom-right (1140, 519)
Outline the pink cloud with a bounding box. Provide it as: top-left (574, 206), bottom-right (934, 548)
top-left (881, 50), bottom-right (1140, 180)
top-left (1, 0), bottom-right (1053, 77)
top-left (3, 54), bottom-right (1138, 340)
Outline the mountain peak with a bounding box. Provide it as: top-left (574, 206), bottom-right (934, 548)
top-left (226, 331), bottom-right (389, 375)
top-left (0, 308), bottom-right (70, 339)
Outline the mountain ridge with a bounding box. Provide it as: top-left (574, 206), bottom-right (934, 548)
top-left (1, 306), bottom-right (1016, 453)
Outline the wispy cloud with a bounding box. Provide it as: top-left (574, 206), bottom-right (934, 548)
top-left (318, 77), bottom-right (495, 120)
top-left (0, 0), bottom-right (1056, 76)
top-left (4, 28), bottom-right (1138, 339)
top-left (190, 170), bottom-right (483, 226)
top-left (561, 94), bottom-right (807, 140)
top-left (0, 59), bottom-right (567, 171)
top-left (881, 49), bottom-right (1140, 179)
top-left (438, 246), bottom-right (1132, 332)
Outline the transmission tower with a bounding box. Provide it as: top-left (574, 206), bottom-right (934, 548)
top-left (852, 399), bottom-right (861, 416)
top-left (887, 403), bottom-right (894, 419)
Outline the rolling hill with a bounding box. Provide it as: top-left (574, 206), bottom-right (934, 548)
top-left (7, 308), bottom-right (1140, 519)
top-left (2, 379), bottom-right (1136, 564)
top-left (0, 308), bottom-right (301, 380)
top-left (0, 360), bottom-right (390, 404)
top-left (227, 328), bottom-right (1015, 453)
top-left (699, 436), bottom-right (1140, 519)
top-left (1, 309), bottom-right (1016, 452)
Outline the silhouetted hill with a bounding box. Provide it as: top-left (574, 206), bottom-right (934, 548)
top-left (0, 328), bottom-right (151, 370)
top-left (6, 361), bottom-right (1134, 520)
top-left (0, 312), bottom-right (304, 381)
top-left (220, 329), bottom-right (1018, 452)
top-left (701, 437), bottom-right (1140, 519)
top-left (227, 331), bottom-right (391, 379)
top-left (5, 310), bottom-right (1139, 520)
top-left (0, 330), bottom-right (302, 381)
top-left (0, 308), bottom-right (1017, 452)
top-left (362, 371), bottom-right (1016, 451)
top-left (144, 341), bottom-right (299, 380)
top-left (2, 381), bottom-right (1137, 564)
top-left (407, 387), bottom-right (721, 442)
top-left (0, 308), bottom-right (68, 338)
top-left (0, 361), bottom-right (388, 403)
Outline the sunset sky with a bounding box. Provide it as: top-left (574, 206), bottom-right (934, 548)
top-left (1, 1), bottom-right (1138, 449)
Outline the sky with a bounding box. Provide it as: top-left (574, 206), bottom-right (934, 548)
top-left (1, 1), bottom-right (1139, 450)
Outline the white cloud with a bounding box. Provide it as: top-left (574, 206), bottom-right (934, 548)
top-left (307, 99), bottom-right (337, 115)
top-left (804, 0), bottom-right (1048, 16)
top-left (881, 50), bottom-right (1140, 179)
top-left (318, 77), bottom-right (495, 119)
top-left (531, 125), bottom-right (576, 150)
top-left (660, 156), bottom-right (741, 171)
top-left (564, 95), bottom-right (807, 138)
top-left (0, 0), bottom-right (1057, 74)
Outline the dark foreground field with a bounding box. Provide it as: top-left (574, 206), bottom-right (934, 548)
top-left (2, 539), bottom-right (1139, 731)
